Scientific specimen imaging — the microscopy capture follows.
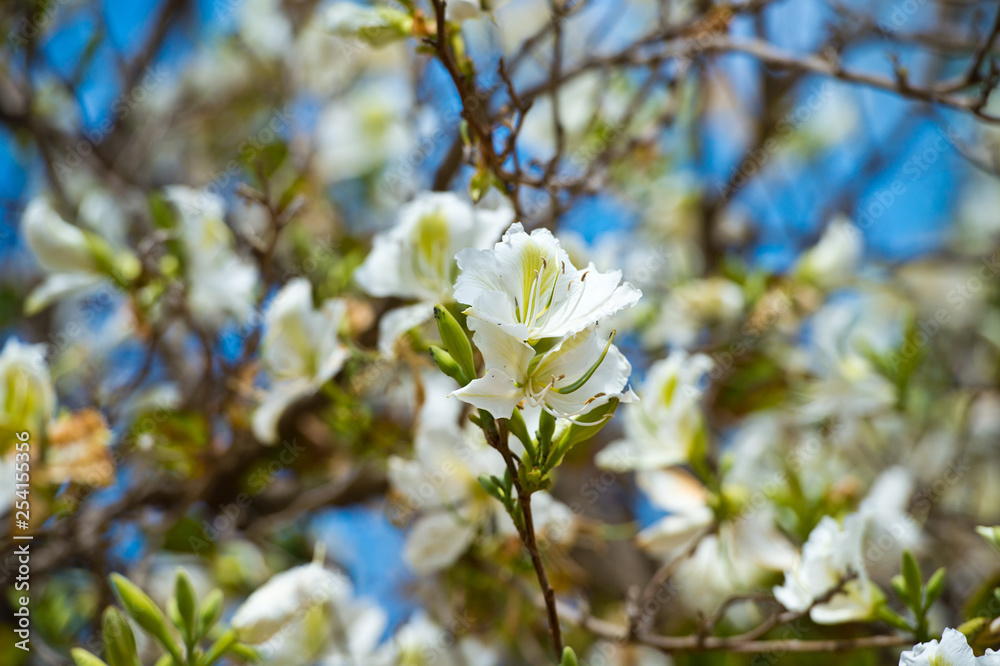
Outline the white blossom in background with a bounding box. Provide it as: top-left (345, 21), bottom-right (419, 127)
top-left (0, 337), bottom-right (56, 434)
top-left (21, 198), bottom-right (134, 314)
top-left (315, 78), bottom-right (415, 182)
top-left (455, 223), bottom-right (641, 344)
top-left (355, 192), bottom-right (513, 354)
top-left (585, 641), bottom-right (672, 666)
top-left (794, 216), bottom-right (863, 289)
top-left (232, 562), bottom-right (386, 665)
top-left (447, 0), bottom-right (489, 22)
top-left (388, 418), bottom-right (575, 573)
top-left (325, 2), bottom-right (413, 46)
top-left (238, 0), bottom-right (293, 58)
top-left (253, 279), bottom-right (349, 443)
top-left (596, 352), bottom-right (712, 470)
top-left (645, 277), bottom-right (745, 348)
top-left (797, 294), bottom-right (900, 424)
top-left (773, 513), bottom-right (878, 624)
top-left (389, 376), bottom-right (574, 573)
top-left (635, 468), bottom-right (796, 611)
top-left (899, 628), bottom-right (1000, 665)
top-left (165, 186), bottom-right (259, 329)
top-left (371, 612), bottom-right (499, 666)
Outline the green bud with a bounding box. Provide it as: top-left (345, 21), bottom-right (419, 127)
top-left (103, 607), bottom-right (138, 666)
top-left (72, 648), bottom-right (111, 666)
top-left (174, 568), bottom-right (198, 642)
top-left (977, 525), bottom-right (1000, 553)
top-left (957, 616), bottom-right (990, 639)
top-left (197, 589), bottom-right (225, 637)
top-left (478, 475), bottom-right (505, 502)
top-left (890, 574), bottom-right (910, 605)
top-left (152, 655), bottom-right (174, 666)
top-left (902, 551), bottom-right (922, 611)
top-left (429, 345), bottom-right (469, 386)
top-left (923, 567), bottom-right (946, 610)
top-left (560, 646), bottom-right (579, 666)
top-left (433, 305), bottom-right (476, 382)
top-left (110, 574), bottom-right (184, 664)
top-left (469, 168), bottom-right (492, 203)
top-left (507, 409), bottom-right (537, 462)
top-left (202, 628), bottom-right (238, 666)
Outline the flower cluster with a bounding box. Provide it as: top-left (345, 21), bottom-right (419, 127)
top-left (450, 223), bottom-right (640, 421)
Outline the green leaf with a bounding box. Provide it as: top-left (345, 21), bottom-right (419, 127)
top-left (71, 648), bottom-right (111, 666)
top-left (433, 305), bottom-right (476, 382)
top-left (102, 607), bottom-right (138, 666)
top-left (110, 574), bottom-right (184, 665)
top-left (560, 646), bottom-right (579, 666)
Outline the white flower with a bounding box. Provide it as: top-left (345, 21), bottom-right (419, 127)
top-left (794, 216), bottom-right (863, 289)
top-left (635, 468), bottom-right (795, 611)
top-left (454, 222), bottom-right (641, 345)
top-left (899, 628), bottom-right (1000, 665)
top-left (772, 514), bottom-right (879, 624)
top-left (166, 186), bottom-right (259, 328)
top-left (22, 198), bottom-right (120, 314)
top-left (596, 352), bottom-right (712, 471)
top-left (232, 563), bottom-right (352, 643)
top-left (635, 469), bottom-right (714, 557)
top-left (315, 78), bottom-right (414, 182)
top-left (355, 192), bottom-right (512, 354)
top-left (389, 379), bottom-right (574, 573)
top-left (585, 641), bottom-right (672, 666)
top-left (232, 562), bottom-right (386, 666)
top-left (238, 0), bottom-right (293, 57)
top-left (325, 2), bottom-right (412, 46)
top-left (447, 0), bottom-right (486, 21)
top-left (373, 612), bottom-right (499, 666)
top-left (450, 322), bottom-right (635, 420)
top-left (252, 279), bottom-right (349, 443)
top-left (646, 277), bottom-right (744, 348)
top-left (0, 338), bottom-right (55, 435)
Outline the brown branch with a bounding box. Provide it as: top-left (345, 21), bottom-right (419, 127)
top-left (489, 418), bottom-right (564, 657)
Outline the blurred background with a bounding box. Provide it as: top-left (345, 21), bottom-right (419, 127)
top-left (2, 0), bottom-right (1000, 664)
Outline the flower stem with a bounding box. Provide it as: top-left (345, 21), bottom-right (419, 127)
top-left (492, 418), bottom-right (564, 657)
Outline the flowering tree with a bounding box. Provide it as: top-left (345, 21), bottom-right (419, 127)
top-left (3, 0), bottom-right (1000, 665)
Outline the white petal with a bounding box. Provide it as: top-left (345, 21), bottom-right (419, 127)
top-left (405, 512), bottom-right (477, 575)
top-left (449, 368), bottom-right (524, 418)
top-left (252, 379), bottom-right (315, 444)
top-left (25, 273), bottom-right (105, 314)
top-left (376, 302), bottom-right (435, 356)
top-left (23, 198), bottom-right (97, 274)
